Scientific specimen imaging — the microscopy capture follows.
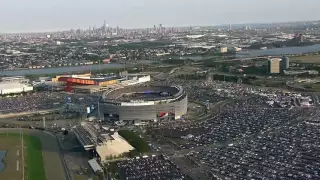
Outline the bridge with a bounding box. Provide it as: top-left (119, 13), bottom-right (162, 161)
top-left (215, 56), bottom-right (280, 62)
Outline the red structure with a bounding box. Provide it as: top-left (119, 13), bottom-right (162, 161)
top-left (65, 81), bottom-right (73, 92)
top-left (59, 77), bottom-right (96, 85)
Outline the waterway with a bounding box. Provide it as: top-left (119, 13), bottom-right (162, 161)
top-left (174, 44), bottom-right (320, 60)
top-left (0, 150), bottom-right (6, 172)
top-left (236, 44), bottom-right (320, 58)
top-left (0, 60), bottom-right (152, 76)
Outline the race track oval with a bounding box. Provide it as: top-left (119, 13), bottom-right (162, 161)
top-left (0, 128), bottom-right (68, 180)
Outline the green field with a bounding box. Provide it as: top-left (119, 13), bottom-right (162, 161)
top-left (290, 55), bottom-right (320, 64)
top-left (118, 130), bottom-right (149, 153)
top-left (25, 135), bottom-right (46, 180)
top-left (0, 133), bottom-right (46, 180)
top-left (303, 83), bottom-right (320, 91)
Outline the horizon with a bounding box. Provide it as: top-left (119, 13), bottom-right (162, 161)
top-left (1, 19), bottom-right (319, 35)
top-left (1, 0), bottom-right (320, 33)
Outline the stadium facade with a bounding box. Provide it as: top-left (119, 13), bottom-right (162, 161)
top-left (99, 85), bottom-right (188, 122)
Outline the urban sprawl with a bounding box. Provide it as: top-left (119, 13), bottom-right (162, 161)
top-left (1, 20), bottom-right (320, 180)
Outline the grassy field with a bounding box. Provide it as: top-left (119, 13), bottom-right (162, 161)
top-left (290, 55), bottom-right (320, 64)
top-left (118, 130), bottom-right (149, 153)
top-left (0, 133), bottom-right (46, 180)
top-left (25, 135), bottom-right (46, 180)
top-left (303, 83), bottom-right (320, 91)
top-left (251, 79), bottom-right (286, 87)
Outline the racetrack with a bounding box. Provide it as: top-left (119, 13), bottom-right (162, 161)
top-left (0, 129), bottom-right (68, 180)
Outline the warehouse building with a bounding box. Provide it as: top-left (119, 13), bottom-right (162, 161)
top-left (0, 82), bottom-right (33, 95)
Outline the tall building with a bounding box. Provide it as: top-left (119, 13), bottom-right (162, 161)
top-left (219, 47), bottom-right (228, 53)
top-left (268, 58), bottom-right (281, 74)
top-left (228, 23), bottom-right (232, 31)
top-left (280, 56), bottom-right (290, 72)
top-left (298, 34), bottom-right (304, 43)
top-left (103, 20), bottom-right (107, 33)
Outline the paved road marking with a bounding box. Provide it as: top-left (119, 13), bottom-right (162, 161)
top-left (17, 150), bottom-right (19, 156)
top-left (17, 160), bottom-right (19, 171)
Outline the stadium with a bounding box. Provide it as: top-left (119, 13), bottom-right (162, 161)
top-left (99, 85), bottom-right (188, 123)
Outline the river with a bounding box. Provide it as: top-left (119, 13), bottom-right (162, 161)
top-left (236, 44), bottom-right (320, 58)
top-left (173, 44), bottom-right (320, 60)
top-left (0, 60), bottom-right (152, 76)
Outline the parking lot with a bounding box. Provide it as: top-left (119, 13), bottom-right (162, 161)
top-left (188, 120), bottom-right (320, 180)
top-left (113, 155), bottom-right (192, 180)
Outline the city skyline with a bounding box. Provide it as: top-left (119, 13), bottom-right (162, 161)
top-left (1, 0), bottom-right (320, 33)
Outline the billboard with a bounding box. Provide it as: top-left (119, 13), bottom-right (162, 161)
top-left (121, 101), bottom-right (154, 106)
top-left (90, 104), bottom-right (95, 112)
top-left (66, 96), bottom-right (71, 103)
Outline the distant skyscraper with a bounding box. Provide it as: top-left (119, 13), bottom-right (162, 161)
top-left (298, 34), bottom-right (304, 43)
top-left (229, 23), bottom-right (232, 31)
top-left (103, 20), bottom-right (107, 33)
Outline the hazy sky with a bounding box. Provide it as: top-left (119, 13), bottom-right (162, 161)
top-left (0, 0), bottom-right (319, 33)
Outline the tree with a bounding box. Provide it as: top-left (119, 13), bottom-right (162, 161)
top-left (96, 170), bottom-right (105, 180)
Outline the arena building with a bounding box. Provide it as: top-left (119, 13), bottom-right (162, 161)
top-left (99, 85), bottom-right (188, 123)
top-left (50, 73), bottom-right (150, 93)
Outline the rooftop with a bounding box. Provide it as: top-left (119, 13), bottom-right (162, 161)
top-left (0, 82), bottom-right (32, 90)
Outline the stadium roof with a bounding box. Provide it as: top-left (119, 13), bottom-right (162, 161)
top-left (101, 85), bottom-right (184, 103)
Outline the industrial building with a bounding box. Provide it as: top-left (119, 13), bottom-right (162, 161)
top-left (268, 58), bottom-right (281, 74)
top-left (219, 47), bottom-right (228, 53)
top-left (0, 82), bottom-right (33, 95)
top-left (99, 85), bottom-right (188, 123)
top-left (1, 76), bottom-right (29, 84)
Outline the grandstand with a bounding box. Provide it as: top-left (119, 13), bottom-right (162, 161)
top-left (99, 85), bottom-right (188, 123)
top-left (73, 122), bottom-right (134, 161)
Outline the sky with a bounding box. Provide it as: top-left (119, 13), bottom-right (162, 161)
top-left (0, 0), bottom-right (319, 33)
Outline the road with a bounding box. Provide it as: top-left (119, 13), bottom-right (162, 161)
top-left (0, 129), bottom-right (69, 180)
top-left (0, 108), bottom-right (60, 119)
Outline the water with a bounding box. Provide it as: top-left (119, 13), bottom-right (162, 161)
top-left (237, 44), bottom-right (320, 58)
top-left (0, 60), bottom-right (153, 76)
top-left (170, 44), bottom-right (320, 60)
top-left (0, 150), bottom-right (6, 172)
top-left (2, 44), bottom-right (320, 76)
top-left (169, 56), bottom-right (215, 61)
